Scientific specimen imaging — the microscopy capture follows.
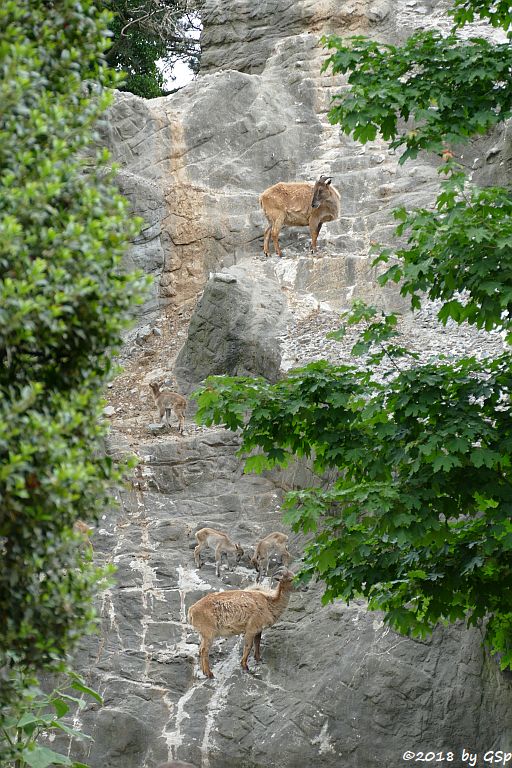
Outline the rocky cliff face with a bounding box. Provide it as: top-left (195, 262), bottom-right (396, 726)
top-left (75, 427), bottom-right (512, 768)
top-left (73, 1), bottom-right (512, 766)
top-left (102, 1), bottom-right (452, 326)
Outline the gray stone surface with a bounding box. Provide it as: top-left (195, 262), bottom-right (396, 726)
top-left (71, 428), bottom-right (512, 768)
top-left (200, 0), bottom-right (395, 74)
top-left (98, 0), bottom-right (511, 328)
top-left (72, 1), bottom-right (512, 766)
top-left (175, 263), bottom-right (288, 393)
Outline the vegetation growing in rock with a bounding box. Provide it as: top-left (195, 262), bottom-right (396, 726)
top-left (0, 0), bottom-right (147, 756)
top-left (194, 0), bottom-right (512, 668)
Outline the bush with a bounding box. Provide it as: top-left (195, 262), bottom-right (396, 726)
top-left (0, 0), bottom-right (148, 707)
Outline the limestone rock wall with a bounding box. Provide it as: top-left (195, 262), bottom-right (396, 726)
top-left (101, 0), bottom-right (509, 328)
top-left (72, 1), bottom-right (512, 766)
top-left (72, 429), bottom-right (512, 768)
top-left (101, 0), bottom-right (485, 328)
top-left (200, 0), bottom-right (380, 74)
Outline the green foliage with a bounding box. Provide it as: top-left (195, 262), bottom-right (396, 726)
top-left (449, 0), bottom-right (512, 30)
top-left (195, 351), bottom-right (512, 666)
top-left (376, 163), bottom-right (512, 340)
top-left (1, 669), bottom-right (102, 768)
top-left (195, 0), bottom-right (512, 666)
top-left (103, 0), bottom-right (165, 98)
top-left (102, 0), bottom-right (201, 98)
top-left (0, 0), bottom-right (148, 712)
top-left (321, 31), bottom-right (512, 162)
top-left (328, 301), bottom-right (413, 363)
top-left (120, 70), bottom-right (165, 100)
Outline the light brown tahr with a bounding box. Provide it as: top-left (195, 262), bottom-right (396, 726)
top-left (187, 568), bottom-right (295, 678)
top-left (251, 531), bottom-right (291, 582)
top-left (193, 526), bottom-right (244, 577)
top-left (259, 174), bottom-right (340, 257)
top-left (149, 381), bottom-right (186, 434)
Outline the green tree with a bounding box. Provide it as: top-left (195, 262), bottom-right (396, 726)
top-left (194, 0), bottom-right (512, 667)
top-left (0, 0), bottom-right (147, 728)
top-left (103, 0), bottom-right (201, 98)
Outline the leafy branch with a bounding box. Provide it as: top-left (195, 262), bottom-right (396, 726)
top-left (194, 350), bottom-right (512, 666)
top-left (328, 300), bottom-right (417, 369)
top-left (375, 163), bottom-right (512, 340)
top-left (0, 669), bottom-right (102, 768)
top-left (321, 31), bottom-right (512, 162)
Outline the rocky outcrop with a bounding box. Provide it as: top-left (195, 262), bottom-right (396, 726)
top-left (200, 0), bottom-right (387, 74)
top-left (175, 263), bottom-right (288, 393)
